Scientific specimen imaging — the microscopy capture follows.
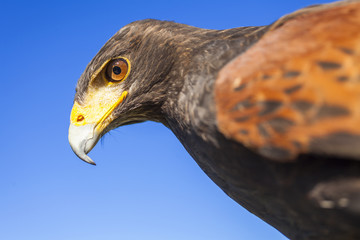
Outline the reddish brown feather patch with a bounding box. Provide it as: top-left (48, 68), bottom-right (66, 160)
top-left (215, 1), bottom-right (360, 161)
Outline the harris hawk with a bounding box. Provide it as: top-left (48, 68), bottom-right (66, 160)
top-left (69, 1), bottom-right (360, 239)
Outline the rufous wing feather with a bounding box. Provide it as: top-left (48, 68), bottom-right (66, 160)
top-left (215, 1), bottom-right (360, 161)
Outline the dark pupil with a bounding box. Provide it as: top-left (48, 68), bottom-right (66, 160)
top-left (113, 66), bottom-right (122, 75)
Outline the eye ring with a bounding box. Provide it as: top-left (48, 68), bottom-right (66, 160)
top-left (105, 58), bottom-right (130, 82)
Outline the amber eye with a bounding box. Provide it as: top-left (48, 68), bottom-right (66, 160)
top-left (106, 58), bottom-right (129, 82)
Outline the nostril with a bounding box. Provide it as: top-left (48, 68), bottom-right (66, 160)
top-left (77, 115), bottom-right (85, 122)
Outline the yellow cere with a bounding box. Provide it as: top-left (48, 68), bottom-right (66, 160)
top-left (70, 90), bottom-right (128, 127)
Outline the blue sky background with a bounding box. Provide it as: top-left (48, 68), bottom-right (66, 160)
top-left (1, 1), bottom-right (331, 239)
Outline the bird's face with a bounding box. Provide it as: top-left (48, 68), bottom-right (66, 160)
top-left (68, 56), bottom-right (132, 164)
top-left (68, 20), bottom-right (180, 164)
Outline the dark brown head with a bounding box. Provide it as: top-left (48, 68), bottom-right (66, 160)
top-left (68, 19), bottom-right (205, 164)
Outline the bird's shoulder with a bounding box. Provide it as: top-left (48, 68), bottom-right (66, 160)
top-left (215, 0), bottom-right (360, 161)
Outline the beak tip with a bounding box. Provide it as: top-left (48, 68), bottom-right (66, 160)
top-left (70, 146), bottom-right (97, 165)
top-left (81, 154), bottom-right (97, 165)
top-left (84, 157), bottom-right (97, 166)
top-left (68, 123), bottom-right (99, 166)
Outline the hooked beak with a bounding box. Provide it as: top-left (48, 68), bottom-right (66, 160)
top-left (68, 91), bottom-right (128, 165)
top-left (68, 123), bottom-right (99, 165)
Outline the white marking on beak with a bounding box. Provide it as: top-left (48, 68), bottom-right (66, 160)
top-left (68, 123), bottom-right (99, 165)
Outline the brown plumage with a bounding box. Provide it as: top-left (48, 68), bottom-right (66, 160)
top-left (216, 0), bottom-right (360, 161)
top-left (69, 1), bottom-right (360, 239)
